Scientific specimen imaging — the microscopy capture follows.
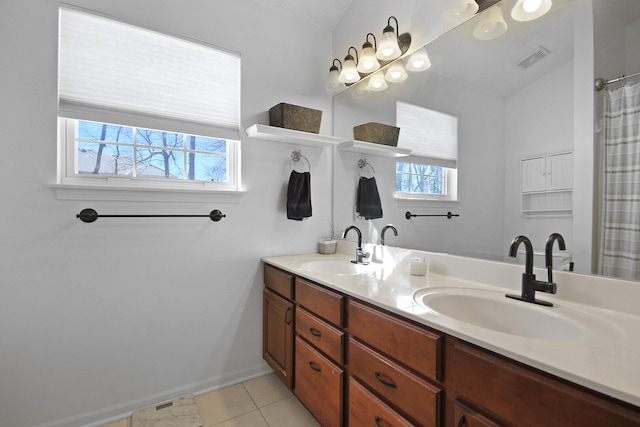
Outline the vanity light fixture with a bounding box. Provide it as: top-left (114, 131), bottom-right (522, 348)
top-left (326, 59), bottom-right (343, 91)
top-left (325, 16), bottom-right (412, 93)
top-left (385, 61), bottom-right (408, 83)
top-left (405, 46), bottom-right (432, 72)
top-left (366, 71), bottom-right (388, 91)
top-left (338, 47), bottom-right (361, 84)
top-left (511, 0), bottom-right (552, 21)
top-left (443, 0), bottom-right (480, 22)
top-left (473, 4), bottom-right (508, 40)
top-left (357, 33), bottom-right (381, 73)
top-left (376, 16), bottom-right (411, 61)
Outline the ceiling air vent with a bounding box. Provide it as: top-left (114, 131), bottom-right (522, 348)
top-left (516, 46), bottom-right (551, 70)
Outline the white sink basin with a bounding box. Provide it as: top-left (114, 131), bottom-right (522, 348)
top-left (293, 258), bottom-right (383, 275)
top-left (414, 287), bottom-right (589, 341)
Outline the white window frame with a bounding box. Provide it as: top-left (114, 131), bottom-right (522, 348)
top-left (58, 119), bottom-right (241, 193)
top-left (395, 165), bottom-right (458, 202)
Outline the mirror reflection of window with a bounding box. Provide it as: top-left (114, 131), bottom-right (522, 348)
top-left (395, 101), bottom-right (458, 200)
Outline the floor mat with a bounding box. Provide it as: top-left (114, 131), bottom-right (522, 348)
top-left (132, 395), bottom-right (202, 427)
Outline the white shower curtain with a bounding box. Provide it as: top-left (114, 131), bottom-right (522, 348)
top-left (599, 82), bottom-right (640, 280)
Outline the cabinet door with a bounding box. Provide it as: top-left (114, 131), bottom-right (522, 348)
top-left (545, 152), bottom-right (573, 191)
top-left (263, 289), bottom-right (294, 389)
top-left (521, 157), bottom-right (546, 192)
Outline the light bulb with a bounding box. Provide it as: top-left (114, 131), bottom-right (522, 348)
top-left (511, 0), bottom-right (552, 21)
top-left (384, 62), bottom-right (408, 83)
top-left (366, 72), bottom-right (388, 91)
top-left (523, 0), bottom-right (542, 13)
top-left (405, 47), bottom-right (431, 72)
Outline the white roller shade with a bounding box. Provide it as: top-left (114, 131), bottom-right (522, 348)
top-left (59, 6), bottom-right (241, 140)
top-left (396, 101), bottom-right (458, 168)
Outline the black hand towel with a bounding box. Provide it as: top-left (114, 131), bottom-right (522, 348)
top-left (287, 170), bottom-right (312, 220)
top-left (356, 176), bottom-right (383, 220)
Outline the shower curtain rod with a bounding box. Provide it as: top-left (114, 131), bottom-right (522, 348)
top-left (594, 71), bottom-right (640, 91)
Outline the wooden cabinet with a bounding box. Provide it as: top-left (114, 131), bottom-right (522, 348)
top-left (263, 264), bottom-right (295, 389)
top-left (347, 300), bottom-right (443, 426)
top-left (453, 342), bottom-right (640, 427)
top-left (262, 263), bottom-right (640, 426)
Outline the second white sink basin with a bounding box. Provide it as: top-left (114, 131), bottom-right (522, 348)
top-left (414, 287), bottom-right (592, 341)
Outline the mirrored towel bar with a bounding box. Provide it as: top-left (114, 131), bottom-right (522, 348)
top-left (76, 208), bottom-right (226, 223)
top-left (405, 211), bottom-right (459, 220)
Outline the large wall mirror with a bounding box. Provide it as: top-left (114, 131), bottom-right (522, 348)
top-left (332, 0), bottom-right (640, 280)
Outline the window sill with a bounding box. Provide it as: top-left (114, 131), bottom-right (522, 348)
top-left (50, 183), bottom-right (246, 203)
top-left (393, 195), bottom-right (459, 207)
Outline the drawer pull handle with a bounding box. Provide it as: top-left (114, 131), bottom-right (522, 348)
top-left (457, 414), bottom-right (466, 427)
top-left (285, 307), bottom-right (292, 325)
top-left (374, 372), bottom-right (397, 389)
top-left (374, 416), bottom-right (383, 427)
top-left (309, 328), bottom-right (322, 337)
top-left (309, 361), bottom-right (322, 372)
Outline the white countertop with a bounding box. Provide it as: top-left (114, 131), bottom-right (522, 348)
top-left (262, 241), bottom-right (640, 408)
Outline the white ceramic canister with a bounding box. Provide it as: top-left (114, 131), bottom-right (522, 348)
top-left (409, 256), bottom-right (427, 276)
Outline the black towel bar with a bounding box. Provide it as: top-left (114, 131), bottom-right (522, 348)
top-left (405, 211), bottom-right (459, 220)
top-left (76, 208), bottom-right (226, 223)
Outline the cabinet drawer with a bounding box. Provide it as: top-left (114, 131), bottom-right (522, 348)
top-left (295, 277), bottom-right (344, 327)
top-left (348, 300), bottom-right (442, 381)
top-left (264, 264), bottom-right (294, 300)
top-left (348, 338), bottom-right (440, 426)
top-left (296, 307), bottom-right (344, 364)
top-left (454, 401), bottom-right (501, 427)
top-left (348, 377), bottom-right (413, 427)
top-left (454, 342), bottom-right (640, 427)
top-left (295, 336), bottom-right (343, 427)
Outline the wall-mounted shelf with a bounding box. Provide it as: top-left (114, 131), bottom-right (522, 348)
top-left (245, 124), bottom-right (342, 148)
top-left (338, 140), bottom-right (411, 158)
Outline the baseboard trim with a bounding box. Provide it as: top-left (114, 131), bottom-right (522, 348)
top-left (35, 363), bottom-right (272, 427)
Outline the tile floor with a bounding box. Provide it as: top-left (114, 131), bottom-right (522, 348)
top-left (101, 374), bottom-right (320, 427)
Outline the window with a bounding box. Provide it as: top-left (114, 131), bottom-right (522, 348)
top-left (395, 101), bottom-right (458, 200)
top-left (396, 163), bottom-right (445, 194)
top-left (57, 6), bottom-right (241, 192)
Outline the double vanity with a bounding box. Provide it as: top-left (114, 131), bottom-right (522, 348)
top-left (262, 241), bottom-right (640, 426)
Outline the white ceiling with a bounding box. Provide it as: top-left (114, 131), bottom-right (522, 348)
top-left (252, 0), bottom-right (354, 30)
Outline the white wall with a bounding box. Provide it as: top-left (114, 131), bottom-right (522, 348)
top-left (503, 60), bottom-right (574, 265)
top-left (0, 1), bottom-right (333, 426)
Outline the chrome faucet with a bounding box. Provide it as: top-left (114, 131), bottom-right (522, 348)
top-left (381, 224), bottom-right (398, 246)
top-left (506, 235), bottom-right (557, 307)
top-left (545, 232), bottom-right (566, 283)
top-left (343, 225), bottom-right (370, 265)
